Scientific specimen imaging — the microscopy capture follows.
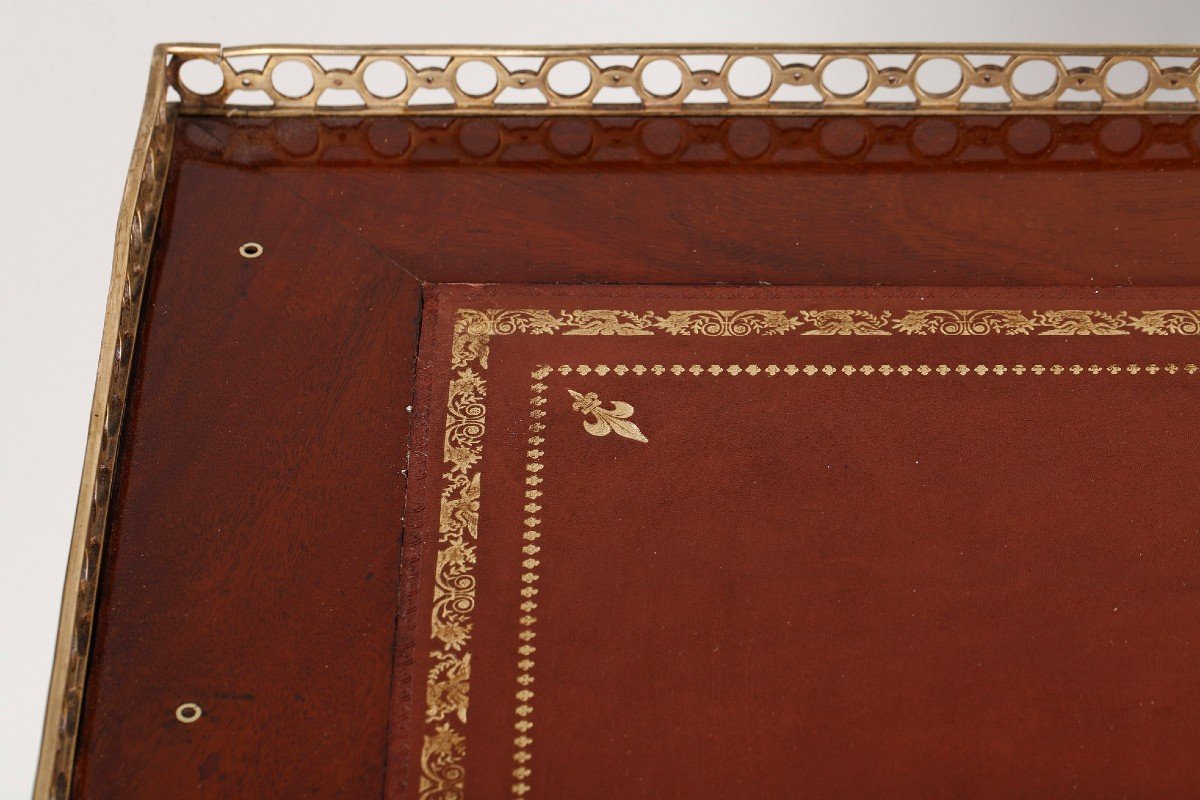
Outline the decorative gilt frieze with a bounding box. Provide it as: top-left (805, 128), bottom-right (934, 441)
top-left (451, 310), bottom-right (564, 370)
top-left (891, 309), bottom-right (1144, 335)
top-left (652, 309), bottom-right (801, 336)
top-left (1125, 310), bottom-right (1200, 335)
top-left (799, 310), bottom-right (893, 335)
top-left (559, 310), bottom-right (656, 336)
top-left (420, 723), bottom-right (467, 800)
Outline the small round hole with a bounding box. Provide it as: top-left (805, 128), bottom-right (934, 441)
top-left (728, 57), bottom-right (774, 99)
top-left (239, 242), bottom-right (263, 259)
top-left (271, 60), bottom-right (316, 99)
top-left (179, 59), bottom-right (224, 96)
top-left (547, 60), bottom-right (593, 97)
top-left (175, 703), bottom-right (202, 724)
top-left (455, 60), bottom-right (499, 97)
top-left (363, 60), bottom-right (409, 99)
top-left (641, 59), bottom-right (683, 97)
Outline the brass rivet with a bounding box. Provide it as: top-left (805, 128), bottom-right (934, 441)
top-left (175, 702), bottom-right (202, 723)
top-left (239, 242), bottom-right (263, 259)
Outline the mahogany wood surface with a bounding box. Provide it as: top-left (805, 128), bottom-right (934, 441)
top-left (180, 114), bottom-right (1200, 287)
top-left (72, 113), bottom-right (1200, 798)
top-left (73, 150), bottom-right (422, 797)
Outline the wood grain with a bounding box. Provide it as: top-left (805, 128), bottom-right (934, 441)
top-left (72, 151), bottom-right (422, 798)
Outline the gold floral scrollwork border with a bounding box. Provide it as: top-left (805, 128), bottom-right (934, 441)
top-left (422, 304), bottom-right (1200, 799)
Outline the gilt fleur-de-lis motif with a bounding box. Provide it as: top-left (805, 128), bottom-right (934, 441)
top-left (568, 389), bottom-right (648, 443)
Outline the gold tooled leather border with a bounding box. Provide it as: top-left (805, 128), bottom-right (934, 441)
top-left (427, 307), bottom-right (1200, 799)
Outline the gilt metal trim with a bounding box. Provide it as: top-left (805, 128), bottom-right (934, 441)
top-left (34, 45), bottom-right (175, 800)
top-left (166, 44), bottom-right (1200, 116)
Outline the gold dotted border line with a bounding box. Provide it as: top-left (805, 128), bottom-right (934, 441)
top-left (505, 356), bottom-right (1197, 796)
top-left (556, 362), bottom-right (1200, 377)
top-left (512, 370), bottom-right (549, 797)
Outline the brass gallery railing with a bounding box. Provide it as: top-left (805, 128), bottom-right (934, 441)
top-left (35, 41), bottom-right (1200, 800)
top-left (166, 44), bottom-right (1200, 115)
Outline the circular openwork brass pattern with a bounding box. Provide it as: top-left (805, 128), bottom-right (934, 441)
top-left (167, 46), bottom-right (1200, 115)
top-left (175, 703), bottom-right (203, 724)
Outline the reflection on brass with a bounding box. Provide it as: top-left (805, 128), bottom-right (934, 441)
top-left (174, 703), bottom-right (202, 724)
top-left (181, 115), bottom-right (1200, 171)
top-left (238, 241), bottom-right (263, 258)
top-left (164, 44), bottom-right (1200, 116)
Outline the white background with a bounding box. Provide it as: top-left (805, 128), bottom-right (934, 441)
top-left (3, 1), bottom-right (1200, 795)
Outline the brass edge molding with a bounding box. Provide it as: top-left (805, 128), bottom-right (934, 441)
top-left (164, 43), bottom-right (1200, 116)
top-left (34, 45), bottom-right (175, 800)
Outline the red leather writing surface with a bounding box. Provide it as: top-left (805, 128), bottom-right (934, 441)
top-left (394, 284), bottom-right (1200, 799)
